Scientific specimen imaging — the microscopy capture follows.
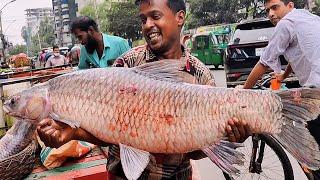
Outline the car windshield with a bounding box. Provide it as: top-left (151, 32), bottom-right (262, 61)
top-left (232, 27), bottom-right (274, 44)
top-left (231, 19), bottom-right (275, 45)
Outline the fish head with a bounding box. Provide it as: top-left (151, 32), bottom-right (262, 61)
top-left (3, 87), bottom-right (51, 122)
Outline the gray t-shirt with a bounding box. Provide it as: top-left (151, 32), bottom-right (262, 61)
top-left (260, 9), bottom-right (320, 87)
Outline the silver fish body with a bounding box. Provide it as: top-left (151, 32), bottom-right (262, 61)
top-left (48, 68), bottom-right (282, 153)
top-left (2, 60), bottom-right (320, 179)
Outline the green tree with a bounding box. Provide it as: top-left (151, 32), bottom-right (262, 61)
top-left (79, 2), bottom-right (97, 19)
top-left (79, 0), bottom-right (109, 33)
top-left (238, 0), bottom-right (266, 20)
top-left (21, 16), bottom-right (55, 56)
top-left (37, 17), bottom-right (55, 48)
top-left (9, 45), bottom-right (27, 56)
top-left (80, 1), bottom-right (141, 41)
top-left (105, 1), bottom-right (141, 41)
top-left (185, 0), bottom-right (309, 30)
top-left (30, 17), bottom-right (55, 55)
top-left (186, 0), bottom-right (240, 29)
top-left (312, 0), bottom-right (320, 15)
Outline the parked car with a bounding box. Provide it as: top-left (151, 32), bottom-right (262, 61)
top-left (225, 18), bottom-right (299, 87)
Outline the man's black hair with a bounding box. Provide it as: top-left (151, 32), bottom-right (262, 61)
top-left (135, 0), bottom-right (186, 13)
top-left (70, 16), bottom-right (99, 33)
top-left (265, 0), bottom-right (291, 5)
top-left (52, 45), bottom-right (59, 50)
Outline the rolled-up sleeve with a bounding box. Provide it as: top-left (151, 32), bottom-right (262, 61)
top-left (259, 20), bottom-right (294, 73)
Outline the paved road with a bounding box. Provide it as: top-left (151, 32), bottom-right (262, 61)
top-left (194, 67), bottom-right (308, 180)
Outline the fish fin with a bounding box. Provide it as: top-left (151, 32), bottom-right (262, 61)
top-left (119, 143), bottom-right (150, 180)
top-left (274, 88), bottom-right (320, 170)
top-left (17, 118), bottom-right (38, 124)
top-left (202, 140), bottom-right (244, 176)
top-left (49, 113), bottom-right (80, 128)
top-left (133, 59), bottom-right (196, 84)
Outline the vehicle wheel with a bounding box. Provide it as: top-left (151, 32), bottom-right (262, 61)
top-left (223, 134), bottom-right (294, 180)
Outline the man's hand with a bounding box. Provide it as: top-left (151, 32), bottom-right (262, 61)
top-left (271, 72), bottom-right (285, 82)
top-left (235, 85), bottom-right (244, 89)
top-left (271, 64), bottom-right (292, 83)
top-left (226, 118), bottom-right (252, 143)
top-left (243, 62), bottom-right (268, 89)
top-left (37, 118), bottom-right (76, 148)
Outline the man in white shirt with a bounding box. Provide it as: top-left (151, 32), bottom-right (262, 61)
top-left (244, 0), bottom-right (320, 88)
top-left (243, 0), bottom-right (320, 178)
top-left (45, 45), bottom-right (67, 67)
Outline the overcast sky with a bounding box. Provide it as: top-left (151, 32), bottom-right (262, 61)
top-left (1, 0), bottom-right (52, 45)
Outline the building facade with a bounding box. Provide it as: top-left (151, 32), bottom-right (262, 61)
top-left (25, 8), bottom-right (54, 37)
top-left (52, 0), bottom-right (77, 47)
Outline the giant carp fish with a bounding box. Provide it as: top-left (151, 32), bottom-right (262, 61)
top-left (1, 60), bottom-right (320, 179)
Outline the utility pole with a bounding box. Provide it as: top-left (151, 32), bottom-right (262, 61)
top-left (0, 11), bottom-right (5, 63)
top-left (0, 0), bottom-right (17, 63)
top-left (37, 25), bottom-right (42, 50)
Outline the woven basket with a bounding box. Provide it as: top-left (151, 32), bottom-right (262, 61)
top-left (0, 140), bottom-right (38, 180)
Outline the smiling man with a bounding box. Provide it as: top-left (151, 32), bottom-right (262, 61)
top-left (112, 1), bottom-right (216, 179)
top-left (37, 1), bottom-right (251, 179)
top-left (111, 0), bottom-right (251, 179)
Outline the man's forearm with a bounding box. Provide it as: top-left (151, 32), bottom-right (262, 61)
top-left (75, 128), bottom-right (112, 146)
top-left (243, 62), bottom-right (268, 89)
top-left (282, 64), bottom-right (293, 80)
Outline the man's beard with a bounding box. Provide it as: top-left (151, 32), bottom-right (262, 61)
top-left (85, 35), bottom-right (98, 54)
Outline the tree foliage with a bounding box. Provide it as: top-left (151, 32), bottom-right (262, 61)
top-left (80, 0), bottom-right (141, 41)
top-left (9, 45), bottom-right (27, 56)
top-left (21, 16), bottom-right (55, 56)
top-left (31, 17), bottom-right (55, 50)
top-left (105, 1), bottom-right (141, 41)
top-left (80, 0), bottom-right (110, 33)
top-left (186, 0), bottom-right (309, 29)
top-left (79, 0), bottom-right (315, 38)
top-left (79, 2), bottom-right (97, 20)
top-left (312, 0), bottom-right (320, 15)
top-left (186, 0), bottom-right (265, 29)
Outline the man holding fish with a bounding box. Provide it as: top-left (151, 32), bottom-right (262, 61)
top-left (37, 0), bottom-right (251, 179)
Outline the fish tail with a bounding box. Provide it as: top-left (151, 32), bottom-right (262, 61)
top-left (273, 87), bottom-right (320, 170)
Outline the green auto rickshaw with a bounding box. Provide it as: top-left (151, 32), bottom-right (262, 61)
top-left (190, 31), bottom-right (222, 69)
top-left (189, 25), bottom-right (234, 69)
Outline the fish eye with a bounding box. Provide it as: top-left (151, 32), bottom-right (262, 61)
top-left (10, 96), bottom-right (20, 105)
top-left (10, 98), bottom-right (15, 105)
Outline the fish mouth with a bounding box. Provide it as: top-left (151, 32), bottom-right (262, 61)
top-left (3, 105), bottom-right (23, 118)
top-left (3, 105), bottom-right (12, 114)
